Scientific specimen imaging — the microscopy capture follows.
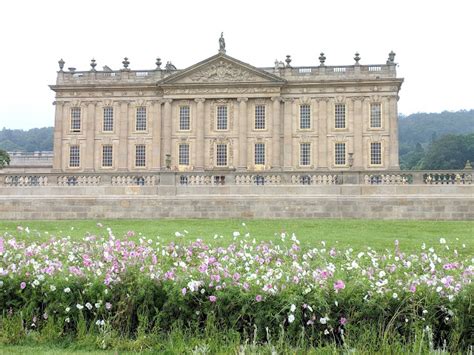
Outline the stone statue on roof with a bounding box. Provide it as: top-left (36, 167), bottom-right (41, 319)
top-left (219, 32), bottom-right (226, 54)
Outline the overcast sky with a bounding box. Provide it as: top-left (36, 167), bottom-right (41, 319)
top-left (0, 0), bottom-right (472, 130)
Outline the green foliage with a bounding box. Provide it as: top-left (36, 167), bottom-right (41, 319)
top-left (0, 149), bottom-right (10, 168)
top-left (0, 127), bottom-right (53, 152)
top-left (421, 134), bottom-right (474, 170)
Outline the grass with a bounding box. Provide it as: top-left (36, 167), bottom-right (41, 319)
top-left (1, 219), bottom-right (473, 254)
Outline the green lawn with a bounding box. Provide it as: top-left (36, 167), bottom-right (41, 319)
top-left (1, 219), bottom-right (472, 254)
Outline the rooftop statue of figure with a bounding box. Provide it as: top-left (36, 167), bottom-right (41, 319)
top-left (219, 32), bottom-right (226, 54)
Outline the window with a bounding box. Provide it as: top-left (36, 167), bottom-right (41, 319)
top-left (335, 104), bottom-right (346, 129)
top-left (102, 145), bottom-right (113, 167)
top-left (300, 143), bottom-right (311, 166)
top-left (300, 104), bottom-right (311, 129)
top-left (216, 144), bottom-right (227, 166)
top-left (335, 143), bottom-right (346, 166)
top-left (255, 143), bottom-right (265, 165)
top-left (216, 105), bottom-right (228, 130)
top-left (179, 106), bottom-right (190, 130)
top-left (370, 142), bottom-right (382, 165)
top-left (370, 103), bottom-right (381, 128)
top-left (136, 107), bottom-right (147, 131)
top-left (70, 107), bottom-right (81, 132)
top-left (179, 144), bottom-right (189, 165)
top-left (255, 105), bottom-right (266, 130)
top-left (135, 144), bottom-right (146, 167)
top-left (103, 107), bottom-right (114, 131)
top-left (69, 145), bottom-right (80, 167)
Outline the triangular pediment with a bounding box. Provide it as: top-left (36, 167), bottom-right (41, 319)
top-left (158, 53), bottom-right (286, 86)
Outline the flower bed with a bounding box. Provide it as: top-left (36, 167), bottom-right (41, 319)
top-left (0, 228), bottom-right (472, 352)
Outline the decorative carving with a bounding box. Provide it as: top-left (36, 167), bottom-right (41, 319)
top-left (319, 52), bottom-right (326, 66)
top-left (58, 58), bottom-right (65, 71)
top-left (219, 32), bottom-right (226, 54)
top-left (387, 51), bottom-right (396, 64)
top-left (189, 60), bottom-right (260, 82)
top-left (156, 57), bottom-right (162, 69)
top-left (90, 58), bottom-right (97, 71)
top-left (194, 98), bottom-right (206, 103)
top-left (122, 57), bottom-right (130, 70)
top-left (285, 55), bottom-right (292, 67)
top-left (354, 52), bottom-right (361, 65)
top-left (163, 87), bottom-right (278, 95)
top-left (237, 97), bottom-right (249, 103)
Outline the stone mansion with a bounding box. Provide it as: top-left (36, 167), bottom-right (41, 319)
top-left (51, 36), bottom-right (403, 173)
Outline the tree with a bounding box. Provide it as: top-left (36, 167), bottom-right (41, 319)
top-left (0, 149), bottom-right (10, 168)
top-left (421, 134), bottom-right (474, 170)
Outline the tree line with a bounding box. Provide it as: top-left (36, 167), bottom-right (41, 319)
top-left (0, 109), bottom-right (473, 170)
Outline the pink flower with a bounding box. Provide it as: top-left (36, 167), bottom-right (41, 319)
top-left (409, 284), bottom-right (417, 293)
top-left (339, 317), bottom-right (347, 325)
top-left (105, 302), bottom-right (112, 310)
top-left (209, 295), bottom-right (217, 303)
top-left (182, 287), bottom-right (187, 296)
top-left (334, 280), bottom-right (345, 292)
top-left (255, 295), bottom-right (262, 302)
top-left (127, 230), bottom-right (135, 237)
top-left (20, 282), bottom-right (26, 290)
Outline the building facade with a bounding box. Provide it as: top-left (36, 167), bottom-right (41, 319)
top-left (50, 37), bottom-right (403, 173)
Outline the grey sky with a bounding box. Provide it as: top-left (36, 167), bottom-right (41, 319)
top-left (0, 0), bottom-right (472, 130)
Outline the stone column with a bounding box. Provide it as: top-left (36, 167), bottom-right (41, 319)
top-left (282, 98), bottom-right (294, 169)
top-left (194, 98), bottom-right (205, 170)
top-left (162, 99), bottom-right (173, 168)
top-left (118, 101), bottom-right (129, 171)
top-left (237, 97), bottom-right (248, 170)
top-left (271, 96), bottom-right (281, 169)
top-left (52, 101), bottom-right (63, 171)
top-left (151, 100), bottom-right (162, 170)
top-left (352, 97), bottom-right (364, 169)
top-left (389, 95), bottom-right (400, 169)
top-left (317, 99), bottom-right (328, 169)
top-left (84, 101), bottom-right (96, 171)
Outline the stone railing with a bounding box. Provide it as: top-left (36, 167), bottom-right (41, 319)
top-left (363, 174), bottom-right (413, 185)
top-left (0, 170), bottom-right (472, 187)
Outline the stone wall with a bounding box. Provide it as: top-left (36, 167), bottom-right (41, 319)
top-left (1, 185), bottom-right (472, 220)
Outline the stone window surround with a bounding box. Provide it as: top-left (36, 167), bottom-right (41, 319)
top-left (299, 142), bottom-right (311, 167)
top-left (135, 144), bottom-right (146, 168)
top-left (69, 144), bottom-right (80, 168)
top-left (334, 103), bottom-right (346, 130)
top-left (178, 105), bottom-right (191, 131)
top-left (103, 106), bottom-right (114, 132)
top-left (254, 104), bottom-right (266, 131)
top-left (334, 142), bottom-right (347, 166)
top-left (216, 143), bottom-right (228, 167)
top-left (369, 102), bottom-right (383, 129)
top-left (254, 142), bottom-right (265, 166)
top-left (178, 143), bottom-right (190, 166)
top-left (70, 107), bottom-right (81, 133)
top-left (216, 104), bottom-right (228, 131)
top-left (299, 104), bottom-right (311, 130)
top-left (369, 141), bottom-right (384, 167)
top-left (135, 106), bottom-right (147, 132)
top-left (101, 144), bottom-right (113, 168)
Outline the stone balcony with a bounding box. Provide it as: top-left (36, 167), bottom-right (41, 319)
top-left (55, 63), bottom-right (397, 87)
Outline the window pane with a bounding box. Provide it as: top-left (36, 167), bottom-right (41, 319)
top-left (216, 144), bottom-right (227, 166)
top-left (179, 144), bottom-right (189, 165)
top-left (216, 105), bottom-right (228, 130)
top-left (335, 143), bottom-right (346, 165)
top-left (71, 107), bottom-right (81, 132)
top-left (335, 104), bottom-right (346, 128)
top-left (135, 145), bottom-right (146, 167)
top-left (103, 107), bottom-right (114, 131)
top-left (371, 142), bottom-right (382, 165)
top-left (370, 103), bottom-right (381, 128)
top-left (102, 145), bottom-right (113, 167)
top-left (300, 105), bottom-right (311, 129)
top-left (255, 105), bottom-right (266, 130)
top-left (255, 143), bottom-right (265, 165)
top-left (136, 107), bottom-right (147, 131)
top-left (300, 143), bottom-right (311, 166)
top-left (69, 145), bottom-right (80, 167)
top-left (180, 106), bottom-right (190, 130)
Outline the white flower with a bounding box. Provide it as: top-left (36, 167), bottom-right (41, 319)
top-left (33, 279), bottom-right (40, 286)
top-left (64, 287), bottom-right (71, 293)
top-left (392, 293), bottom-right (398, 299)
top-left (85, 302), bottom-right (93, 310)
top-left (324, 329), bottom-right (330, 335)
top-left (65, 307), bottom-right (70, 313)
top-left (379, 271), bottom-right (386, 278)
top-left (422, 309), bottom-right (428, 315)
top-left (290, 304), bottom-right (296, 312)
top-left (233, 231), bottom-right (240, 237)
top-left (320, 316), bottom-right (329, 325)
top-left (439, 238), bottom-right (446, 244)
top-left (76, 304), bottom-right (84, 310)
top-left (50, 285), bottom-right (56, 292)
top-left (95, 303), bottom-right (101, 309)
top-left (175, 232), bottom-right (183, 237)
top-left (288, 314), bottom-right (295, 323)
top-left (436, 286), bottom-right (443, 293)
top-left (65, 317), bottom-right (70, 323)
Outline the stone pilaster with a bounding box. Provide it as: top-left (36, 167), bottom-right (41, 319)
top-left (194, 98), bottom-right (205, 170)
top-left (162, 99), bottom-right (173, 168)
top-left (317, 98), bottom-right (328, 169)
top-left (271, 97), bottom-right (281, 169)
top-left (52, 101), bottom-right (63, 172)
top-left (283, 98), bottom-right (294, 169)
top-left (84, 101), bottom-right (96, 171)
top-left (151, 100), bottom-right (162, 171)
top-left (389, 95), bottom-right (400, 169)
top-left (352, 97), bottom-right (364, 169)
top-left (237, 97), bottom-right (248, 169)
top-left (118, 101), bottom-right (129, 171)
